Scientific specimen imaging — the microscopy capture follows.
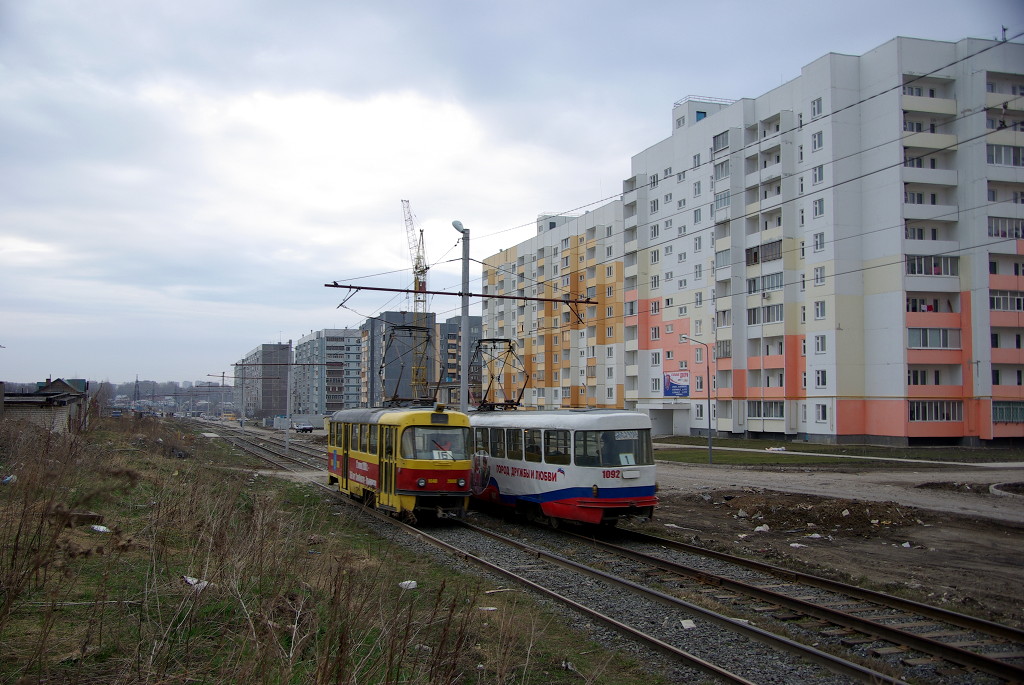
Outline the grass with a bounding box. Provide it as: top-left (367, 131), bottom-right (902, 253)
top-left (0, 414), bottom-right (667, 684)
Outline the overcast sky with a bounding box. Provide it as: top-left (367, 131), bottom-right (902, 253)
top-left (1, 0), bottom-right (1018, 385)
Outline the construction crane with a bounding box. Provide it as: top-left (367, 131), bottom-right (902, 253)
top-left (398, 200), bottom-right (430, 402)
top-left (403, 199), bottom-right (428, 317)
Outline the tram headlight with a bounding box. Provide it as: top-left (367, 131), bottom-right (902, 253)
top-left (457, 478), bottom-right (466, 488)
top-left (417, 478), bottom-right (426, 488)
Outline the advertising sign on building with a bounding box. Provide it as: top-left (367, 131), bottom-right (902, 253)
top-left (664, 370), bottom-right (690, 397)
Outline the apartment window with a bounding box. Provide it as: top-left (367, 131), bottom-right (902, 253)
top-left (694, 291), bottom-right (703, 307)
top-left (815, 404), bottom-right (828, 422)
top-left (811, 131), bottom-right (823, 151)
top-left (650, 249), bottom-right (660, 264)
top-left (677, 170), bottom-right (685, 181)
top-left (606, 246), bottom-right (613, 257)
top-left (811, 97), bottom-right (823, 118)
top-left (908, 328), bottom-right (961, 349)
top-left (650, 172), bottom-right (659, 189)
top-left (812, 198), bottom-right (825, 217)
top-left (814, 300), bottom-right (826, 319)
top-left (812, 165), bottom-right (824, 184)
top-left (650, 224), bottom-right (660, 239)
top-left (987, 145), bottom-right (1024, 167)
top-left (676, 116), bottom-right (685, 129)
top-left (714, 159), bottom-right (730, 180)
top-left (814, 334), bottom-right (826, 353)
top-left (909, 400), bottom-right (963, 422)
top-left (650, 300), bottom-right (661, 315)
top-left (712, 130), bottom-right (730, 152)
top-left (651, 351), bottom-right (661, 365)
top-left (650, 274), bottom-right (660, 289)
top-left (813, 267), bottom-right (825, 286)
top-left (694, 208), bottom-right (702, 224)
top-left (693, 180), bottom-right (702, 196)
top-left (695, 375), bottom-right (704, 391)
top-left (694, 264), bottom-right (703, 280)
top-left (694, 236), bottom-right (702, 252)
top-left (990, 290), bottom-right (1024, 312)
top-left (650, 198), bottom-right (659, 213)
top-left (799, 208), bottom-right (805, 226)
top-left (666, 350), bottom-right (674, 360)
top-left (650, 326), bottom-right (660, 340)
top-left (692, 153), bottom-right (701, 168)
top-left (694, 319), bottom-right (702, 335)
top-left (815, 369), bottom-right (827, 387)
top-left (651, 377), bottom-right (661, 393)
top-left (798, 144), bottom-right (804, 162)
top-left (714, 190), bottom-right (731, 210)
top-left (905, 255), bottom-right (959, 276)
top-left (694, 347), bottom-right (704, 364)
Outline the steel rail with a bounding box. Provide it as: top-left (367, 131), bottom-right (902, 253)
top-left (458, 521), bottom-right (906, 684)
top-left (621, 529), bottom-right (1024, 644)
top-left (567, 529), bottom-right (1024, 682)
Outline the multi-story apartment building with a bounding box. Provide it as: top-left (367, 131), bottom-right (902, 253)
top-left (482, 35), bottom-right (1024, 445)
top-left (293, 329), bottom-right (362, 417)
top-left (482, 203), bottom-right (625, 409)
top-left (436, 315), bottom-right (484, 406)
top-left (359, 311), bottom-right (439, 406)
top-left (235, 342), bottom-right (290, 420)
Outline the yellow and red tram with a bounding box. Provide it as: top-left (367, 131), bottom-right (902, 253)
top-left (326, 404), bottom-right (472, 520)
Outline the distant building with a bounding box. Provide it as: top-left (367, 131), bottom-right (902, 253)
top-left (436, 315), bottom-right (483, 406)
top-left (1, 378), bottom-right (90, 433)
top-left (293, 329), bottom-right (362, 416)
top-left (235, 343), bottom-right (290, 420)
top-left (359, 311), bottom-right (440, 406)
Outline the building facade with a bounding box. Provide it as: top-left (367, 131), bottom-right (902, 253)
top-left (293, 329), bottom-right (362, 417)
top-left (436, 315), bottom-right (483, 406)
top-left (359, 311), bottom-right (439, 406)
top-left (482, 36), bottom-right (1024, 445)
top-left (235, 343), bottom-right (290, 420)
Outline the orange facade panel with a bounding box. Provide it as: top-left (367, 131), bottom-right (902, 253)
top-left (906, 384), bottom-right (968, 399)
top-left (992, 348), bottom-right (1024, 364)
top-left (838, 399), bottom-right (905, 437)
top-left (989, 273), bottom-right (1024, 291)
top-left (905, 312), bottom-right (960, 328)
top-left (906, 348), bottom-right (965, 365)
top-left (991, 311), bottom-right (1024, 328)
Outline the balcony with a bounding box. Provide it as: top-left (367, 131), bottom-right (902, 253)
top-left (903, 203), bottom-right (958, 222)
top-left (901, 94), bottom-right (957, 116)
top-left (987, 128), bottom-right (1024, 147)
top-left (990, 274), bottom-right (1024, 291)
top-left (987, 92), bottom-right (1024, 113)
top-left (901, 131), bottom-right (957, 151)
top-left (902, 167), bottom-right (958, 186)
top-left (992, 348), bottom-right (1024, 365)
top-left (906, 384), bottom-right (964, 399)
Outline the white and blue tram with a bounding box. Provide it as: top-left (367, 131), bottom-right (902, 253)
top-left (469, 409), bottom-right (658, 526)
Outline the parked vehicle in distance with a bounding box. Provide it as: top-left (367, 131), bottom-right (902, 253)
top-left (293, 422), bottom-right (315, 433)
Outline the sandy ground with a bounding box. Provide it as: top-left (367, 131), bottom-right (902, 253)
top-left (645, 459), bottom-right (1024, 627)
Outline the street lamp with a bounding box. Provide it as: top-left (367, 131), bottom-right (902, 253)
top-left (680, 335), bottom-right (713, 464)
top-left (452, 220), bottom-right (470, 413)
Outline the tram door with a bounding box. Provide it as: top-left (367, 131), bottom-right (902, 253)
top-left (378, 425), bottom-right (395, 509)
top-left (340, 423), bottom-right (349, 490)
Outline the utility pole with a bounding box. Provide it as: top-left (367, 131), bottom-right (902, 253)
top-left (453, 220), bottom-right (470, 412)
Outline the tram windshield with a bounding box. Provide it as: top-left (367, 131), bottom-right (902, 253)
top-left (575, 429), bottom-right (653, 467)
top-left (401, 426), bottom-right (470, 460)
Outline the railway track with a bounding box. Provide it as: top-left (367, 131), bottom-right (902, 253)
top-left (551, 526), bottom-right (1024, 683)
top-left (213, 426), bottom-right (325, 471)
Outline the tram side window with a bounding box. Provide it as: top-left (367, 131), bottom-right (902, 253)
top-left (473, 427), bottom-right (489, 456)
top-left (384, 426), bottom-right (394, 457)
top-left (368, 424), bottom-right (378, 455)
top-left (489, 428), bottom-right (506, 460)
top-left (524, 429), bottom-right (542, 463)
top-left (578, 429), bottom-right (654, 466)
top-left (360, 424), bottom-right (369, 453)
top-left (575, 432), bottom-right (601, 466)
top-left (544, 429), bottom-right (571, 465)
top-left (506, 429), bottom-right (524, 460)
top-left (350, 424), bottom-right (359, 452)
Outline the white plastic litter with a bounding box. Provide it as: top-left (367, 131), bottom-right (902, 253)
top-left (90, 524), bottom-right (112, 533)
top-left (841, 509), bottom-right (850, 517)
top-left (398, 580), bottom-right (418, 590)
top-left (680, 619), bottom-right (696, 630)
top-left (477, 606), bottom-right (498, 611)
top-left (790, 543), bottom-right (807, 548)
top-left (182, 576), bottom-right (210, 592)
top-left (753, 524), bottom-right (770, 532)
top-left (901, 541), bottom-right (911, 548)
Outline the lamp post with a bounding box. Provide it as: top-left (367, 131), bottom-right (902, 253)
top-left (680, 335), bottom-right (713, 464)
top-left (452, 220), bottom-right (470, 412)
